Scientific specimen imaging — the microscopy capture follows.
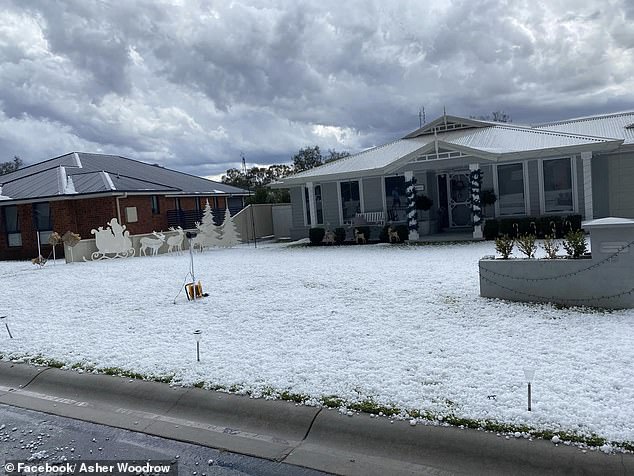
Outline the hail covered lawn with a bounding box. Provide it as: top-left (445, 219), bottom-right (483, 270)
top-left (0, 241), bottom-right (633, 445)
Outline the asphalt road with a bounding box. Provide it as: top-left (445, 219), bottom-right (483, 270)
top-left (0, 404), bottom-right (329, 476)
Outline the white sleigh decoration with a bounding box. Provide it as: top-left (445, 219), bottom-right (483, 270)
top-left (86, 218), bottom-right (135, 260)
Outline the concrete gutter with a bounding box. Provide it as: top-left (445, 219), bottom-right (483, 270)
top-left (0, 362), bottom-right (632, 475)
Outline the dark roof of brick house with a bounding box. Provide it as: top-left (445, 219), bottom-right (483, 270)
top-left (0, 152), bottom-right (247, 202)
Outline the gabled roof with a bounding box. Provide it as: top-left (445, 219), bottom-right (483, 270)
top-left (277, 116), bottom-right (623, 185)
top-left (403, 115), bottom-right (492, 138)
top-left (534, 111), bottom-right (634, 145)
top-left (0, 152), bottom-right (247, 202)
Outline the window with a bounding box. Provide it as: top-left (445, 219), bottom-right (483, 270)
top-left (304, 187), bottom-right (311, 225)
top-left (33, 202), bottom-right (52, 243)
top-left (340, 181), bottom-right (360, 223)
top-left (497, 163), bottom-right (526, 215)
top-left (385, 176), bottom-right (406, 208)
top-left (543, 158), bottom-right (573, 213)
top-left (151, 195), bottom-right (160, 214)
top-left (314, 185), bottom-right (323, 225)
top-left (3, 206), bottom-right (21, 247)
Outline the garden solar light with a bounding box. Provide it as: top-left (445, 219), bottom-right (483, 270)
top-left (523, 368), bottom-right (536, 411)
top-left (193, 329), bottom-right (202, 362)
top-left (0, 316), bottom-right (13, 339)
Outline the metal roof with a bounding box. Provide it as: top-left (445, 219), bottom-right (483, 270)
top-left (534, 111), bottom-right (634, 145)
top-left (0, 152), bottom-right (247, 202)
top-left (279, 118), bottom-right (623, 185)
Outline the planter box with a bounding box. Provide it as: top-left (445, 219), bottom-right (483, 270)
top-left (479, 217), bottom-right (634, 309)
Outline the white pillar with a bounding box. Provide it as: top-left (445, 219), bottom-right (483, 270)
top-left (581, 151), bottom-right (593, 220)
top-left (306, 182), bottom-right (318, 226)
top-left (470, 163), bottom-right (483, 239)
top-left (404, 171), bottom-right (419, 241)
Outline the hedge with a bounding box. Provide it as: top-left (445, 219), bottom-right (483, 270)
top-left (483, 214), bottom-right (582, 240)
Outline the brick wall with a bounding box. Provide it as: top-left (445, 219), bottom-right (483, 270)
top-left (0, 197), bottom-right (119, 260)
top-left (0, 194), bottom-right (235, 260)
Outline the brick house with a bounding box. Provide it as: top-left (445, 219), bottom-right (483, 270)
top-left (0, 152), bottom-right (248, 260)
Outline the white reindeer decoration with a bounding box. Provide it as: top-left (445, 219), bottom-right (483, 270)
top-left (166, 227), bottom-right (185, 254)
top-left (139, 231), bottom-right (166, 256)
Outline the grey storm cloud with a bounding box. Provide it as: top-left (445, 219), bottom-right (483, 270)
top-left (0, 0), bottom-right (633, 177)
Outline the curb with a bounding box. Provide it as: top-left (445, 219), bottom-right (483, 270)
top-left (1, 362), bottom-right (632, 475)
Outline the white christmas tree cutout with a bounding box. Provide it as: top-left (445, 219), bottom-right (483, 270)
top-left (192, 200), bottom-right (241, 250)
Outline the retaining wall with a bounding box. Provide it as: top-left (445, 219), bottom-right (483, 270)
top-left (479, 218), bottom-right (634, 309)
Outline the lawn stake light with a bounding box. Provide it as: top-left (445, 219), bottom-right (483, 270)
top-left (193, 329), bottom-right (202, 362)
top-left (523, 368), bottom-right (536, 411)
top-left (0, 316), bottom-right (13, 339)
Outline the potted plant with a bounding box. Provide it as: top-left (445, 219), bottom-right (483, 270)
top-left (415, 195), bottom-right (434, 235)
top-left (481, 189), bottom-right (497, 218)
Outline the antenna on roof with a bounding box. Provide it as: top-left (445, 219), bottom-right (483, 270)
top-left (418, 107), bottom-right (426, 128)
top-left (443, 105), bottom-right (447, 128)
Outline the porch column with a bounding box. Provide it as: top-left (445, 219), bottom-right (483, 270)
top-left (404, 171), bottom-right (419, 241)
top-left (306, 182), bottom-right (317, 226)
top-left (581, 151), bottom-right (593, 220)
top-left (469, 163), bottom-right (483, 239)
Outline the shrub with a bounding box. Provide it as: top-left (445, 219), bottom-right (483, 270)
top-left (481, 189), bottom-right (497, 207)
top-left (483, 220), bottom-right (499, 240)
top-left (484, 215), bottom-right (582, 240)
top-left (495, 235), bottom-right (514, 259)
top-left (334, 227), bottom-right (346, 244)
top-left (309, 227), bottom-right (326, 244)
top-left (563, 230), bottom-right (588, 258)
top-left (415, 195), bottom-right (433, 211)
top-left (516, 234), bottom-right (537, 258)
top-left (542, 235), bottom-right (560, 259)
top-left (379, 225), bottom-right (390, 243)
top-left (395, 225), bottom-right (409, 242)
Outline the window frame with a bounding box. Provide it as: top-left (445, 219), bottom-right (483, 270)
top-left (3, 205), bottom-right (22, 247)
top-left (493, 161), bottom-right (530, 217)
top-left (151, 195), bottom-right (160, 215)
top-left (338, 180), bottom-right (362, 225)
top-left (314, 184), bottom-right (324, 225)
top-left (538, 157), bottom-right (578, 215)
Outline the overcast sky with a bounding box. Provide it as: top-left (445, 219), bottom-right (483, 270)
top-left (1, 0), bottom-right (633, 178)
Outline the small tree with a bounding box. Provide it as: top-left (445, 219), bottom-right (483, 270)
top-left (324, 149), bottom-right (350, 163)
top-left (563, 230), bottom-right (587, 258)
top-left (292, 146), bottom-right (323, 172)
top-left (542, 235), bottom-right (560, 259)
top-left (495, 235), bottom-right (514, 259)
top-left (516, 234), bottom-right (537, 258)
top-left (0, 156), bottom-right (23, 175)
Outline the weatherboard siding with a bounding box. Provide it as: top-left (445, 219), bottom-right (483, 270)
top-left (575, 155), bottom-right (585, 218)
top-left (607, 151), bottom-right (634, 218)
top-left (592, 155), bottom-right (610, 218)
top-left (290, 187), bottom-right (305, 228)
top-left (321, 182), bottom-right (340, 226)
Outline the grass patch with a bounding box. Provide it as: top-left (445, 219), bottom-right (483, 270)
top-left (8, 356), bottom-right (631, 451)
top-left (280, 390), bottom-right (307, 403)
top-left (321, 395), bottom-right (344, 408)
top-left (348, 399), bottom-right (399, 416)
